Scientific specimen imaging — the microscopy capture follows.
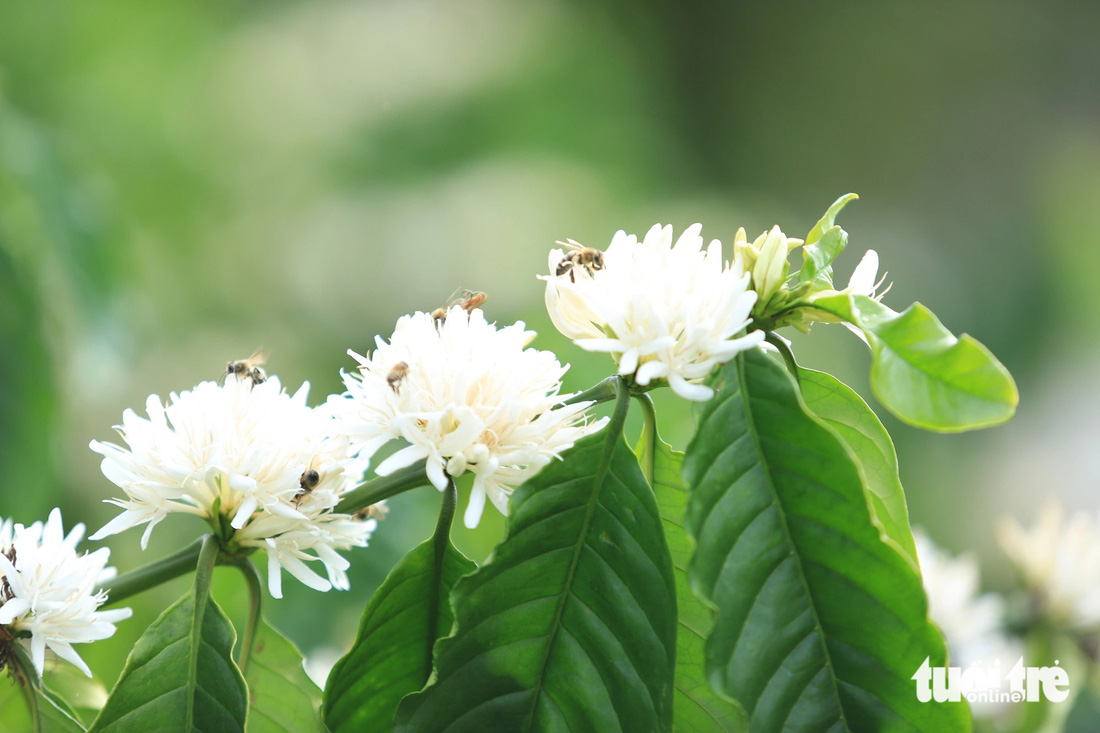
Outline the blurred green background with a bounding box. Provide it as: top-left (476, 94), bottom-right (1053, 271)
top-left (1, 0), bottom-right (1097, 691)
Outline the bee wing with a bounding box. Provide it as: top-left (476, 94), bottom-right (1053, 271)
top-left (247, 347), bottom-right (270, 366)
top-left (556, 238), bottom-right (586, 254)
top-left (442, 287), bottom-right (479, 308)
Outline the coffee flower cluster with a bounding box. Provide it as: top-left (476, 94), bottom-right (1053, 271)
top-left (0, 509), bottom-right (131, 678)
top-left (331, 306), bottom-right (606, 528)
top-left (543, 224), bottom-right (765, 401)
top-left (90, 377), bottom-right (375, 598)
top-left (998, 503), bottom-right (1100, 630)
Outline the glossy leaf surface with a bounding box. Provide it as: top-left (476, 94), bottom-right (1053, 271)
top-left (396, 391), bottom-right (677, 732)
top-left (683, 349), bottom-right (970, 732)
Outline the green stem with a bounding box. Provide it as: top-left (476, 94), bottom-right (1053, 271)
top-left (765, 332), bottom-right (800, 385)
top-left (233, 559), bottom-right (263, 674)
top-left (565, 374), bottom-right (662, 409)
top-left (564, 375), bottom-right (621, 406)
top-left (100, 536), bottom-right (207, 606)
top-left (335, 459), bottom-right (432, 515)
top-left (425, 477), bottom-right (459, 681)
top-left (633, 393), bottom-right (657, 486)
top-left (608, 374), bottom-right (632, 438)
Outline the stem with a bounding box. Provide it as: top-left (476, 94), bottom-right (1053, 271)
top-left (608, 373), bottom-right (632, 437)
top-left (425, 477), bottom-right (458, 680)
top-left (633, 393), bottom-right (657, 486)
top-left (335, 459), bottom-right (432, 515)
top-left (100, 536), bottom-right (207, 606)
top-left (765, 332), bottom-right (800, 385)
top-left (193, 534), bottom-right (220, 599)
top-left (233, 559), bottom-right (263, 673)
top-left (564, 375), bottom-right (621, 406)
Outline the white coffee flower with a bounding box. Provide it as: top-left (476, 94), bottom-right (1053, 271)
top-left (331, 307), bottom-right (606, 528)
top-left (0, 509), bottom-right (131, 678)
top-left (998, 503), bottom-right (1100, 630)
top-left (90, 376), bottom-right (376, 598)
top-left (915, 530), bottom-right (1022, 718)
top-left (844, 249), bottom-right (892, 300)
top-left (542, 223), bottom-right (765, 402)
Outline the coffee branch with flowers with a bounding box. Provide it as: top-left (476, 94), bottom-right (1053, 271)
top-left (3, 195), bottom-right (1080, 733)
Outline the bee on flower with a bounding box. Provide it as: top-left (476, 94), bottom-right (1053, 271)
top-left (542, 223), bottom-right (765, 401)
top-left (0, 509), bottom-right (131, 679)
top-left (330, 307), bottom-right (607, 528)
top-left (90, 372), bottom-right (377, 599)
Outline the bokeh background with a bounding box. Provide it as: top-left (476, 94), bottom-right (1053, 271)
top-left (1, 0), bottom-right (1098, 703)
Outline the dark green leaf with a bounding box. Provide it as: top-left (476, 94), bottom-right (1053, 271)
top-left (322, 536), bottom-right (475, 733)
top-left (88, 541), bottom-right (247, 733)
top-left (810, 293), bottom-right (1018, 431)
top-left (683, 349), bottom-right (970, 732)
top-left (245, 618), bottom-right (324, 733)
top-left (395, 391), bottom-right (677, 732)
top-left (797, 367), bottom-right (918, 569)
top-left (637, 430), bottom-right (747, 732)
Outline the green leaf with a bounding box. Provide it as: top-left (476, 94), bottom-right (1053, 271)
top-left (322, 536), bottom-right (475, 732)
top-left (797, 367), bottom-right (918, 569)
top-left (810, 293), bottom-right (1018, 431)
top-left (800, 193), bottom-right (858, 286)
top-left (36, 661), bottom-right (108, 727)
top-left (0, 672), bottom-right (85, 732)
top-left (807, 193), bottom-right (859, 246)
top-left (245, 618), bottom-right (324, 733)
top-left (395, 386), bottom-right (677, 732)
top-left (637, 429), bottom-right (747, 732)
top-left (683, 349), bottom-right (970, 732)
top-left (89, 538), bottom-right (247, 733)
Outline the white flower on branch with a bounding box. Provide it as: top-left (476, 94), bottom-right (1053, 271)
top-left (542, 224), bottom-right (765, 401)
top-left (90, 377), bottom-right (376, 599)
top-left (998, 503), bottom-right (1100, 631)
top-left (846, 249), bottom-right (889, 298)
top-left (0, 509), bottom-right (131, 678)
top-left (331, 307), bottom-right (606, 528)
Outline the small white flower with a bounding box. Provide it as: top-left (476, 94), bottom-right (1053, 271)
top-left (998, 503), bottom-right (1100, 630)
top-left (915, 530), bottom-right (1022, 718)
top-left (542, 224), bottom-right (765, 402)
top-left (90, 376), bottom-right (376, 598)
top-left (845, 249), bottom-right (891, 299)
top-left (331, 307), bottom-right (606, 528)
top-left (0, 509), bottom-right (131, 678)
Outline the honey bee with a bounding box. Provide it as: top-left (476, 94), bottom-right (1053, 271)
top-left (293, 468), bottom-right (321, 506)
top-left (0, 547), bottom-right (16, 678)
top-left (0, 547), bottom-right (14, 604)
top-left (224, 349), bottom-right (269, 386)
top-left (386, 361), bottom-right (409, 393)
top-left (554, 239), bottom-right (605, 282)
top-left (354, 503), bottom-right (389, 521)
top-left (431, 289), bottom-right (488, 326)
